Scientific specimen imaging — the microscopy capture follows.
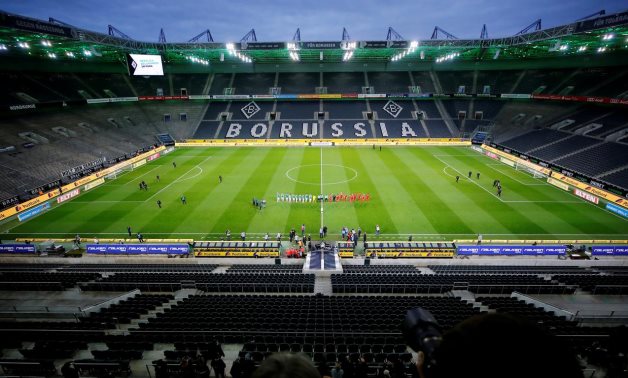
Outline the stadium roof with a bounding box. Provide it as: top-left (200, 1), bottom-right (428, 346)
top-left (0, 10), bottom-right (627, 65)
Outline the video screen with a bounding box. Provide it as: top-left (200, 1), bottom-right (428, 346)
top-left (126, 53), bottom-right (164, 76)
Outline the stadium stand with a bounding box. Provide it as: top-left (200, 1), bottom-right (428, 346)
top-left (277, 72), bottom-right (319, 94)
top-left (208, 73), bottom-right (233, 95)
top-left (232, 73), bottom-right (275, 95)
top-left (324, 72), bottom-right (365, 93)
top-left (367, 72), bottom-right (411, 93)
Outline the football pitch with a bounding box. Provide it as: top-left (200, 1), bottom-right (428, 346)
top-left (2, 146), bottom-right (627, 241)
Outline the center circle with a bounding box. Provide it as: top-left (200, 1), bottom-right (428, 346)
top-left (285, 164), bottom-right (358, 186)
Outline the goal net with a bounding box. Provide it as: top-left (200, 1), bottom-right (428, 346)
top-left (515, 162), bottom-right (546, 179)
top-left (105, 164), bottom-right (133, 180)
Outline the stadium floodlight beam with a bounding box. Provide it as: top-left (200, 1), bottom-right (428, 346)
top-left (18, 42), bottom-right (30, 49)
top-left (41, 40), bottom-right (52, 47)
top-left (226, 43), bottom-right (235, 52)
top-left (83, 50), bottom-right (92, 57)
top-left (0, 44), bottom-right (8, 51)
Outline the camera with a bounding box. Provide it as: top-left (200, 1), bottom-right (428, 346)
top-left (401, 308), bottom-right (443, 377)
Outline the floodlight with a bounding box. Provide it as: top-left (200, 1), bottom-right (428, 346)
top-left (410, 41), bottom-right (419, 48)
top-left (226, 43), bottom-right (235, 51)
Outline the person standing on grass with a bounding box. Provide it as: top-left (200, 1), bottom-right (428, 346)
top-left (456, 175), bottom-right (460, 183)
top-left (264, 233), bottom-right (269, 241)
top-left (181, 195), bottom-right (187, 204)
top-left (319, 227), bottom-right (324, 238)
top-left (477, 172), bottom-right (481, 179)
top-left (157, 200), bottom-right (162, 208)
top-left (301, 224), bottom-right (305, 237)
top-left (323, 225), bottom-right (328, 238)
top-left (468, 171), bottom-right (472, 178)
top-left (497, 187), bottom-right (502, 197)
top-left (376, 224), bottom-right (380, 236)
top-left (226, 229), bottom-right (231, 241)
top-left (156, 175), bottom-right (160, 183)
top-left (127, 226), bottom-right (132, 237)
top-left (173, 162), bottom-right (176, 168)
top-left (241, 231), bottom-right (246, 241)
top-left (219, 175), bottom-right (222, 183)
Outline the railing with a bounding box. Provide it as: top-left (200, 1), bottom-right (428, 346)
top-left (332, 283), bottom-right (575, 295)
top-left (511, 291), bottom-right (576, 321)
top-left (80, 282), bottom-right (315, 293)
top-left (81, 288), bottom-right (140, 314)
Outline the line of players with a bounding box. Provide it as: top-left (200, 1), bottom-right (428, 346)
top-left (277, 192), bottom-right (371, 203)
top-left (455, 170), bottom-right (503, 197)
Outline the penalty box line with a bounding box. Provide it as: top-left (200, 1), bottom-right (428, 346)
top-left (145, 155), bottom-right (213, 202)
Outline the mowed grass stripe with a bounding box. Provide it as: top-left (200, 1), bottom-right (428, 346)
top-left (208, 148), bottom-right (288, 236)
top-left (166, 148), bottom-right (260, 236)
top-left (340, 148), bottom-right (397, 235)
top-left (285, 148), bottom-right (325, 235)
top-left (406, 147), bottom-right (513, 236)
top-left (442, 151), bottom-right (585, 234)
top-left (7, 152), bottom-right (210, 236)
top-left (363, 147), bottom-right (438, 235)
top-left (320, 148), bottom-right (360, 235)
top-left (448, 149), bottom-right (628, 235)
top-left (247, 148), bottom-right (304, 235)
top-left (84, 151), bottom-right (222, 236)
top-left (429, 147), bottom-right (548, 236)
top-left (385, 148), bottom-right (473, 236)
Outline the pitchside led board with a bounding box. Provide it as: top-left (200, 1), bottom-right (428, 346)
top-left (126, 54), bottom-right (164, 76)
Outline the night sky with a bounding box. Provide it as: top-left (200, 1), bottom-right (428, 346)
top-left (1, 0), bottom-right (626, 42)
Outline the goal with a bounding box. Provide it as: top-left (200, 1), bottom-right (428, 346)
top-left (515, 162), bottom-right (546, 179)
top-left (105, 164), bottom-right (133, 180)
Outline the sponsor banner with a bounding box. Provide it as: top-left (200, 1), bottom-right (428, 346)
top-left (551, 173), bottom-right (628, 209)
top-left (0, 195), bottom-right (20, 211)
top-left (86, 97), bottom-right (138, 104)
top-left (365, 251), bottom-right (454, 258)
top-left (483, 145), bottom-right (552, 176)
top-left (163, 147), bottom-right (174, 155)
top-left (194, 250), bottom-right (280, 257)
top-left (188, 95), bottom-right (212, 100)
top-left (87, 244), bottom-right (190, 255)
top-left (251, 95), bottom-right (275, 99)
top-left (25, 179), bottom-right (61, 196)
top-left (0, 147), bottom-right (166, 221)
top-left (302, 41), bottom-right (341, 49)
top-left (341, 93), bottom-right (359, 98)
top-left (574, 189), bottom-right (599, 204)
top-left (137, 95), bottom-right (188, 101)
top-left (575, 11), bottom-right (628, 32)
top-left (18, 202), bottom-right (51, 222)
top-left (591, 245), bottom-right (628, 256)
top-left (132, 159), bottom-right (147, 169)
top-left (485, 151), bottom-right (498, 160)
top-left (212, 95), bottom-right (251, 100)
top-left (357, 94), bottom-right (387, 98)
top-left (310, 142), bottom-right (333, 147)
top-left (9, 104), bottom-right (37, 111)
top-left (338, 251), bottom-right (354, 258)
top-left (548, 177), bottom-right (569, 191)
top-left (532, 94), bottom-right (628, 106)
top-left (0, 14), bottom-right (74, 38)
top-left (84, 178), bottom-right (105, 191)
top-left (57, 188), bottom-right (80, 204)
top-left (0, 244), bottom-right (37, 254)
top-left (94, 146), bottom-right (165, 179)
top-left (501, 94), bottom-right (531, 99)
top-left (147, 153), bottom-right (161, 162)
top-left (297, 94), bottom-right (342, 99)
top-left (606, 203), bottom-right (628, 218)
top-left (243, 42), bottom-right (285, 50)
top-left (275, 94), bottom-right (298, 99)
top-left (457, 245), bottom-right (566, 256)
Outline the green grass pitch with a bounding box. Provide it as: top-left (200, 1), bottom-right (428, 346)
top-left (2, 146), bottom-right (627, 241)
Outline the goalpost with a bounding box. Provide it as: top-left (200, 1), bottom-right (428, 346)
top-left (105, 164), bottom-right (133, 180)
top-left (514, 162), bottom-right (546, 179)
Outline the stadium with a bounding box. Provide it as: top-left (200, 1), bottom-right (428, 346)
top-left (0, 2), bottom-right (627, 377)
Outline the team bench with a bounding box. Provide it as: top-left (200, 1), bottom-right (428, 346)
top-left (364, 241), bottom-right (455, 258)
top-left (194, 241), bottom-right (281, 257)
